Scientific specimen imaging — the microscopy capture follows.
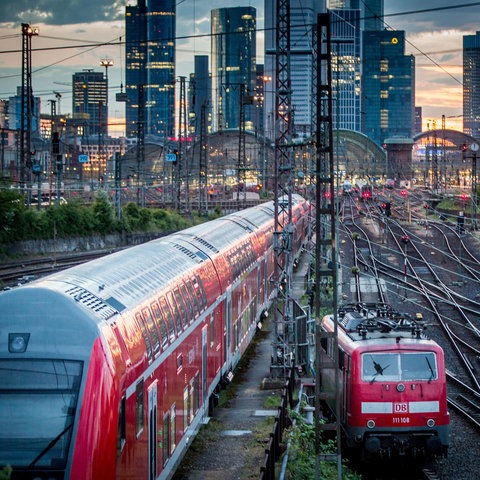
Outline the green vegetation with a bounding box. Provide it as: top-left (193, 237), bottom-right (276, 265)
top-left (0, 189), bottom-right (214, 253)
top-left (0, 466), bottom-right (11, 480)
top-left (286, 411), bottom-right (361, 480)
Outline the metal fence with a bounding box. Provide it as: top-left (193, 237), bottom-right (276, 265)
top-left (259, 367), bottom-right (296, 480)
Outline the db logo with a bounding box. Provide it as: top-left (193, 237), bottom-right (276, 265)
top-left (394, 402), bottom-right (408, 413)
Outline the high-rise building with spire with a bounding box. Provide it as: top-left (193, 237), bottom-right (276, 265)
top-left (125, 0), bottom-right (176, 140)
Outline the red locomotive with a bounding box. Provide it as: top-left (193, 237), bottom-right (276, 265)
top-left (0, 195), bottom-right (310, 480)
top-left (320, 303), bottom-right (450, 460)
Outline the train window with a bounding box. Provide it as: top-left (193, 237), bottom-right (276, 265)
top-left (338, 349), bottom-right (345, 370)
top-left (150, 301), bottom-right (169, 349)
top-left (159, 296), bottom-right (176, 340)
top-left (361, 352), bottom-right (438, 382)
top-left (209, 314), bottom-right (215, 347)
top-left (135, 313), bottom-right (153, 362)
top-left (142, 307), bottom-right (161, 358)
top-left (180, 283), bottom-right (195, 323)
top-left (167, 291), bottom-right (184, 333)
top-left (187, 278), bottom-right (200, 315)
top-left (173, 288), bottom-right (188, 327)
top-left (198, 272), bottom-right (207, 309)
top-left (177, 354), bottom-right (183, 373)
top-left (135, 380), bottom-right (144, 438)
top-left (0, 359), bottom-right (82, 468)
top-left (401, 352), bottom-right (438, 381)
top-left (192, 276), bottom-right (206, 311)
top-left (117, 396), bottom-right (126, 458)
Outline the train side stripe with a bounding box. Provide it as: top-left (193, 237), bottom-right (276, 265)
top-left (361, 401), bottom-right (440, 414)
top-left (361, 402), bottom-right (392, 413)
top-left (409, 401), bottom-right (440, 413)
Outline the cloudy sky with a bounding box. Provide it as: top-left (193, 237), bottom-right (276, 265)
top-left (0, 0), bottom-right (478, 135)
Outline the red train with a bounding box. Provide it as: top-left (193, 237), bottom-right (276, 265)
top-left (320, 303), bottom-right (450, 460)
top-left (0, 195), bottom-right (310, 480)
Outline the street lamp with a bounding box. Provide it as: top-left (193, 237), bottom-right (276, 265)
top-left (99, 59), bottom-right (113, 186)
top-left (100, 59), bottom-right (113, 135)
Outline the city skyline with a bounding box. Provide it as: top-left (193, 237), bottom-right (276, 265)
top-left (0, 0), bottom-right (479, 136)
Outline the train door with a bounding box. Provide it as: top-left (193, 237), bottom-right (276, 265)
top-left (148, 382), bottom-right (158, 480)
top-left (225, 292), bottom-right (232, 364)
top-left (202, 325), bottom-right (208, 403)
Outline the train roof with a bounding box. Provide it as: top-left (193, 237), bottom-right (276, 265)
top-left (0, 197), bottom-right (307, 324)
top-left (325, 303), bottom-right (431, 344)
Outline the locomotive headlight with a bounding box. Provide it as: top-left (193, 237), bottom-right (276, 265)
top-left (8, 333), bottom-right (30, 353)
top-left (427, 419), bottom-right (435, 427)
top-left (367, 420), bottom-right (375, 429)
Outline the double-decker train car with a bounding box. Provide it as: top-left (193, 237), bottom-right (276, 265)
top-left (320, 303), bottom-right (449, 461)
top-left (0, 195), bottom-right (310, 480)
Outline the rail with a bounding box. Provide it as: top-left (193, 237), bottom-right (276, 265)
top-left (259, 366), bottom-right (295, 480)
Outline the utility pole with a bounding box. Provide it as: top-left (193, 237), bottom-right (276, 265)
top-left (237, 84), bottom-right (253, 207)
top-left (271, 0), bottom-right (295, 377)
top-left (198, 104), bottom-right (208, 215)
top-left (100, 58), bottom-right (113, 187)
top-left (20, 23), bottom-right (39, 200)
top-left (314, 13), bottom-right (342, 479)
top-left (136, 84), bottom-right (145, 207)
top-left (469, 143), bottom-right (479, 230)
top-left (178, 76), bottom-right (189, 212)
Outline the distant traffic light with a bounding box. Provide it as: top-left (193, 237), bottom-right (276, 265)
top-left (462, 143), bottom-right (467, 161)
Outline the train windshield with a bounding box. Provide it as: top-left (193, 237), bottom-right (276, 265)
top-left (0, 359), bottom-right (82, 468)
top-left (362, 352), bottom-right (437, 383)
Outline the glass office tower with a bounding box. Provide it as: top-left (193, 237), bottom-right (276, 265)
top-left (125, 0), bottom-right (176, 140)
top-left (361, 30), bottom-right (415, 145)
top-left (463, 31), bottom-right (480, 139)
top-left (211, 7), bottom-right (256, 132)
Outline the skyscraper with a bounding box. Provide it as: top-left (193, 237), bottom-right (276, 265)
top-left (72, 70), bottom-right (107, 137)
top-left (361, 0), bottom-right (384, 31)
top-left (330, 7), bottom-right (361, 131)
top-left (188, 55), bottom-right (211, 137)
top-left (125, 0), bottom-right (176, 140)
top-left (463, 31), bottom-right (480, 139)
top-left (211, 7), bottom-right (256, 132)
top-left (264, 0), bottom-right (326, 140)
top-left (361, 30), bottom-right (415, 145)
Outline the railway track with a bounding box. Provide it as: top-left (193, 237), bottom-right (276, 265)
top-left (0, 250), bottom-right (115, 287)
top-left (340, 187), bottom-right (480, 438)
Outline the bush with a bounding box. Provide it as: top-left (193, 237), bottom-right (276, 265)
top-left (286, 411), bottom-right (361, 480)
top-left (0, 190), bottom-right (200, 249)
top-left (0, 190), bottom-right (28, 243)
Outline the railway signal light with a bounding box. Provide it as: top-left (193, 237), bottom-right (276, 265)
top-left (382, 201), bottom-right (391, 217)
top-left (459, 192), bottom-right (469, 203)
top-left (400, 189), bottom-right (408, 197)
